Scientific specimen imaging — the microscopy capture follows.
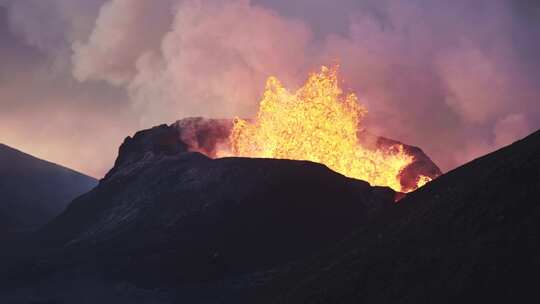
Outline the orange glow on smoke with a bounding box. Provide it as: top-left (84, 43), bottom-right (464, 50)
top-left (226, 66), bottom-right (430, 192)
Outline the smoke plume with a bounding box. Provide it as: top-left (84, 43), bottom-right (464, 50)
top-left (1, 0), bottom-right (540, 176)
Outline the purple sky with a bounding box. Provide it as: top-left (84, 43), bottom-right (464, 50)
top-left (1, 0), bottom-right (539, 178)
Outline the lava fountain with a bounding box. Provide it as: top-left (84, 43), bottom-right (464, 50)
top-left (221, 66), bottom-right (432, 193)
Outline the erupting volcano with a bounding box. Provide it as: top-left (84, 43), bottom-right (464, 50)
top-left (220, 66), bottom-right (432, 192)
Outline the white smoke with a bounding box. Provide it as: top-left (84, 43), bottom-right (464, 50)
top-left (2, 0), bottom-right (540, 176)
top-left (72, 0), bottom-right (175, 85)
top-left (72, 0), bottom-right (311, 126)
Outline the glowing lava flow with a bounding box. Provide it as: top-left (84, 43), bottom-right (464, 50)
top-left (228, 66), bottom-right (430, 192)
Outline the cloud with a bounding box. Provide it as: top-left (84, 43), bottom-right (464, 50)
top-left (4, 0), bottom-right (102, 52)
top-left (1, 0), bottom-right (540, 177)
top-left (315, 0), bottom-right (540, 170)
top-left (72, 0), bottom-right (312, 126)
top-left (136, 0), bottom-right (311, 123)
top-left (72, 0), bottom-right (174, 85)
top-left (0, 3), bottom-right (134, 178)
top-left (494, 113), bottom-right (530, 147)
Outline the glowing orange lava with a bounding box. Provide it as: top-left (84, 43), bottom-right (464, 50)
top-left (227, 66), bottom-right (430, 192)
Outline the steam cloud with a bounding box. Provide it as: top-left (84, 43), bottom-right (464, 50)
top-left (1, 0), bottom-right (540, 176)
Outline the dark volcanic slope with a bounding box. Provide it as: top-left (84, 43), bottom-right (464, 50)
top-left (0, 144), bottom-right (97, 231)
top-left (263, 130), bottom-right (540, 303)
top-left (21, 124), bottom-right (394, 289)
top-left (0, 210), bottom-right (16, 239)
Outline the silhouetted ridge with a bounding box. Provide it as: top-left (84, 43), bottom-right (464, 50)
top-left (34, 150), bottom-right (395, 287)
top-left (0, 143), bottom-right (97, 233)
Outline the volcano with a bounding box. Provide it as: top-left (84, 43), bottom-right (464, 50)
top-left (1, 120), bottom-right (539, 303)
top-left (0, 118), bottom-right (438, 302)
top-left (171, 116), bottom-right (441, 194)
top-left (0, 122), bottom-right (395, 302)
top-left (192, 66), bottom-right (442, 193)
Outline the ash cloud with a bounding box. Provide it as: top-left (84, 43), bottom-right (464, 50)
top-left (315, 0), bottom-right (540, 169)
top-left (72, 0), bottom-right (175, 85)
top-left (1, 0), bottom-right (540, 176)
top-left (74, 0), bottom-right (312, 126)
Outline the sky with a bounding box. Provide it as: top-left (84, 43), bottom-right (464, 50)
top-left (0, 0), bottom-right (539, 178)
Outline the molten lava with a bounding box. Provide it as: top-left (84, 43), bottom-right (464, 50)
top-left (227, 66), bottom-right (430, 192)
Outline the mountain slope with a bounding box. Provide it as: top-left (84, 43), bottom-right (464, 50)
top-left (261, 129), bottom-right (540, 303)
top-left (0, 143), bottom-right (97, 232)
top-left (2, 124), bottom-right (394, 293)
top-left (0, 120), bottom-right (443, 303)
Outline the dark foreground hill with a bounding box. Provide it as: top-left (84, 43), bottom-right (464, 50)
top-left (4, 121), bottom-right (537, 304)
top-left (259, 129), bottom-right (540, 303)
top-left (0, 144), bottom-right (97, 235)
top-left (0, 124), bottom-right (395, 303)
